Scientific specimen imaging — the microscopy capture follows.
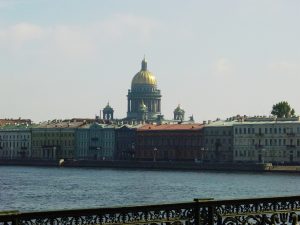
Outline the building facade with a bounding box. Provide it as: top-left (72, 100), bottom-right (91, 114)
top-left (203, 121), bottom-right (234, 162)
top-left (115, 125), bottom-right (139, 160)
top-left (31, 121), bottom-right (83, 160)
top-left (75, 123), bottom-right (116, 160)
top-left (135, 124), bottom-right (204, 161)
top-left (233, 117), bottom-right (300, 164)
top-left (127, 58), bottom-right (162, 121)
top-left (0, 126), bottom-right (32, 159)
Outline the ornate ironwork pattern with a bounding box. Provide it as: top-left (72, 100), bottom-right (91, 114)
top-left (1, 196), bottom-right (300, 225)
top-left (0, 203), bottom-right (195, 225)
top-left (197, 196), bottom-right (300, 225)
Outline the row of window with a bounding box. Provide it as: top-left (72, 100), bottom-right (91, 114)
top-left (236, 138), bottom-right (300, 146)
top-left (0, 135), bottom-right (30, 140)
top-left (206, 129), bottom-right (232, 136)
top-left (0, 142), bottom-right (29, 148)
top-left (235, 150), bottom-right (300, 158)
top-left (205, 138), bottom-right (232, 145)
top-left (138, 137), bottom-right (202, 146)
top-left (33, 132), bottom-right (74, 137)
top-left (79, 132), bottom-right (115, 139)
top-left (32, 140), bottom-right (74, 146)
top-left (235, 126), bottom-right (300, 135)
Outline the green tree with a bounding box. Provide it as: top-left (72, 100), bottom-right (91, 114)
top-left (271, 101), bottom-right (295, 118)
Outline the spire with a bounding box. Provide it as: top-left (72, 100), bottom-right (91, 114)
top-left (141, 56), bottom-right (147, 71)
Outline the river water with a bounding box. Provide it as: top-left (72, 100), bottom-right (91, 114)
top-left (0, 166), bottom-right (300, 212)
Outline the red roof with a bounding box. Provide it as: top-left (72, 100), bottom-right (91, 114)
top-left (138, 123), bottom-right (204, 131)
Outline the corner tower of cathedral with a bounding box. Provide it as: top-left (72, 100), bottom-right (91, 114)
top-left (127, 58), bottom-right (162, 121)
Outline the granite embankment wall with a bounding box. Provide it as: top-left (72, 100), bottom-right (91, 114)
top-left (63, 160), bottom-right (272, 172)
top-left (0, 159), bottom-right (275, 172)
top-left (2, 159), bottom-right (300, 173)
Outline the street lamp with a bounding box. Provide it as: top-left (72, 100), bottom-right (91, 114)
top-left (131, 143), bottom-right (135, 160)
top-left (53, 146), bottom-right (56, 160)
top-left (261, 148), bottom-right (265, 164)
top-left (153, 147), bottom-right (158, 162)
top-left (199, 147), bottom-right (205, 162)
top-left (96, 146), bottom-right (102, 160)
top-left (10, 147), bottom-right (13, 160)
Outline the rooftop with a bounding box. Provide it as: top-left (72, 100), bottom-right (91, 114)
top-left (138, 123), bottom-right (203, 131)
top-left (36, 121), bottom-right (86, 129)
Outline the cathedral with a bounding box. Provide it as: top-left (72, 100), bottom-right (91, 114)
top-left (100, 58), bottom-right (193, 123)
top-left (127, 58), bottom-right (162, 121)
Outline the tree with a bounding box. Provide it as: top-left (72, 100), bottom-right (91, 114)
top-left (271, 101), bottom-right (295, 118)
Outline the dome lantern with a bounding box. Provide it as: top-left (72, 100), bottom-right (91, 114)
top-left (131, 58), bottom-right (157, 88)
top-left (141, 57), bottom-right (147, 71)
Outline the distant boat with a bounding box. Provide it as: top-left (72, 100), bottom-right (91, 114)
top-left (59, 159), bottom-right (64, 167)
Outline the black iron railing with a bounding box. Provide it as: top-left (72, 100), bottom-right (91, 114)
top-left (1, 196), bottom-right (300, 225)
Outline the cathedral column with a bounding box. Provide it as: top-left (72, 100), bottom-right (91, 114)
top-left (158, 99), bottom-right (161, 112)
top-left (148, 100), bottom-right (151, 112)
top-left (151, 100), bottom-right (154, 112)
top-left (128, 99), bottom-right (130, 112)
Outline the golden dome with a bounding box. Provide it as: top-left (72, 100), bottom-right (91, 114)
top-left (131, 58), bottom-right (157, 88)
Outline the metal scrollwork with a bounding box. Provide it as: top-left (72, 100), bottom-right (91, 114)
top-left (209, 198), bottom-right (300, 225)
top-left (2, 196), bottom-right (300, 225)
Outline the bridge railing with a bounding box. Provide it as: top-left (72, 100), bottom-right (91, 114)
top-left (1, 196), bottom-right (300, 225)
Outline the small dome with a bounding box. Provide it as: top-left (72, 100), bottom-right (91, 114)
top-left (103, 102), bottom-right (113, 111)
top-left (174, 104), bottom-right (184, 113)
top-left (131, 58), bottom-right (157, 88)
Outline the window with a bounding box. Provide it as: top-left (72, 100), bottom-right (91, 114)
top-left (244, 128), bottom-right (247, 134)
top-left (248, 128), bottom-right (251, 134)
top-left (274, 128), bottom-right (277, 134)
top-left (265, 128), bottom-right (268, 134)
top-left (270, 128), bottom-right (273, 134)
top-left (270, 139), bottom-right (273, 146)
top-left (283, 128), bottom-right (286, 133)
top-left (279, 139), bottom-right (282, 146)
top-left (252, 128), bottom-right (255, 134)
top-left (279, 128), bottom-right (282, 133)
top-left (283, 139), bottom-right (286, 145)
top-left (265, 139), bottom-right (268, 146)
top-left (259, 128), bottom-right (262, 134)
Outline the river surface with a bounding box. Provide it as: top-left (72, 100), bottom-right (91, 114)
top-left (0, 166), bottom-right (300, 212)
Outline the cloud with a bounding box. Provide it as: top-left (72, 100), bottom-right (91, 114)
top-left (92, 14), bottom-right (159, 42)
top-left (268, 61), bottom-right (300, 75)
top-left (213, 58), bottom-right (235, 76)
top-left (0, 14), bottom-right (159, 56)
top-left (11, 23), bottom-right (44, 43)
top-left (0, 22), bottom-right (44, 43)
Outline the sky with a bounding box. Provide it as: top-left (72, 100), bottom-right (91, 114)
top-left (0, 0), bottom-right (299, 123)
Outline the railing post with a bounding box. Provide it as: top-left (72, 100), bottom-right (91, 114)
top-left (207, 205), bottom-right (214, 225)
top-left (193, 200), bottom-right (200, 225)
top-left (12, 217), bottom-right (19, 225)
top-left (194, 198), bottom-right (214, 225)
